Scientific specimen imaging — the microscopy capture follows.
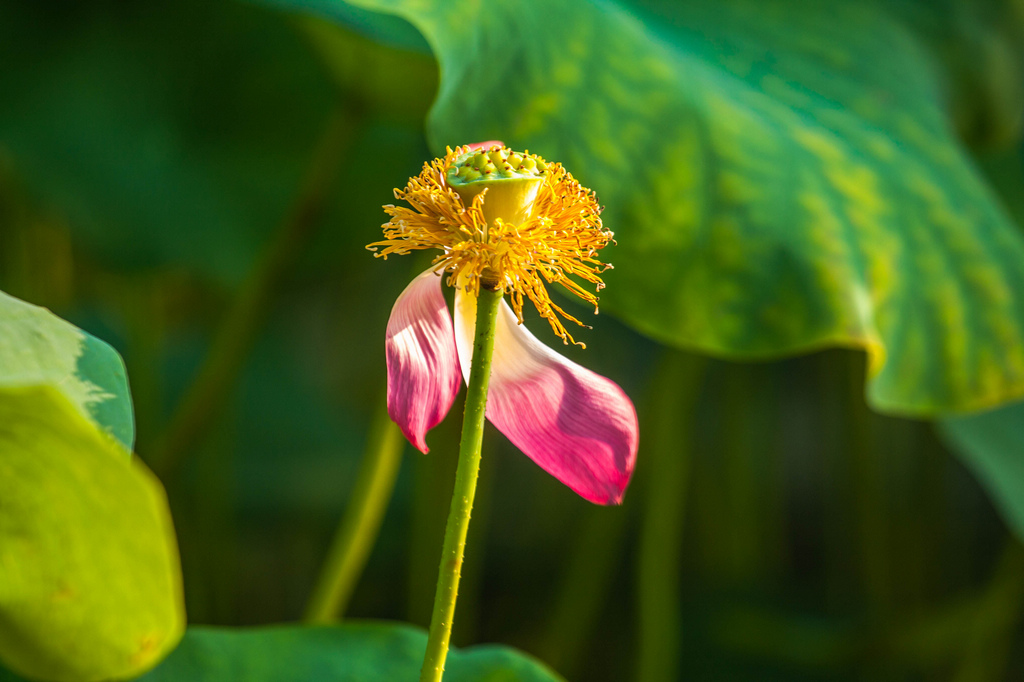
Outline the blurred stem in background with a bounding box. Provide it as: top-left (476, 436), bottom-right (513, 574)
top-left (306, 255), bottom-right (447, 624)
top-left (147, 104), bottom-right (360, 479)
top-left (420, 287), bottom-right (502, 682)
top-left (844, 352), bottom-right (892, 623)
top-left (180, 415), bottom-right (241, 624)
top-left (539, 503), bottom-right (631, 677)
top-left (720, 362), bottom-right (783, 586)
top-left (951, 540), bottom-right (1024, 682)
top-left (0, 166), bottom-right (75, 313)
top-left (635, 350), bottom-right (707, 682)
top-left (119, 279), bottom-right (169, 451)
top-left (888, 536), bottom-right (1024, 676)
top-left (304, 400), bottom-right (405, 622)
top-left (709, 537), bottom-right (1024, 676)
top-left (539, 349), bottom-right (706, 680)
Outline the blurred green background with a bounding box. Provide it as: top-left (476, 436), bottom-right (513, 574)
top-left (4, 0), bottom-right (1024, 680)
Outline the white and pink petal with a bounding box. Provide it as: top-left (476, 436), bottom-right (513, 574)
top-left (454, 290), bottom-right (639, 504)
top-left (385, 269), bottom-right (462, 453)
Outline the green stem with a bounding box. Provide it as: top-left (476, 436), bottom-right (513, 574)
top-left (419, 287), bottom-right (502, 682)
top-left (635, 350), bottom-right (707, 682)
top-left (448, 428), bottom-right (498, 645)
top-left (408, 418), bottom-right (460, 626)
top-left (304, 399), bottom-right (405, 623)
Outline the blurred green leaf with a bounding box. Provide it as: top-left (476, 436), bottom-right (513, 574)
top-left (282, 0), bottom-right (1024, 415)
top-left (886, 0), bottom-right (1024, 148)
top-left (0, 1), bottom-right (333, 285)
top-left (255, 0), bottom-right (431, 53)
top-left (0, 385), bottom-right (184, 682)
top-left (939, 402), bottom-right (1024, 540)
top-left (129, 623), bottom-right (562, 681)
top-left (977, 141), bottom-right (1024, 227)
top-left (0, 290), bottom-right (133, 449)
top-left (298, 16), bottom-right (437, 125)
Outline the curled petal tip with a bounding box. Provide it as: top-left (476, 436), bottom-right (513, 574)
top-left (386, 270), bottom-right (462, 454)
top-left (465, 140), bottom-right (505, 150)
top-left (454, 291), bottom-right (638, 505)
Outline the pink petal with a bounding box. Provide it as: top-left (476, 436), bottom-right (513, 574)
top-left (454, 290), bottom-right (639, 504)
top-left (386, 269), bottom-right (462, 453)
top-left (466, 140), bottom-right (505, 150)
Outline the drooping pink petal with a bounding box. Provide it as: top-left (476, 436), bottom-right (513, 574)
top-left (386, 269), bottom-right (462, 453)
top-left (454, 290), bottom-right (639, 504)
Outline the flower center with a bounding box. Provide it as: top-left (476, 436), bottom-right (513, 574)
top-left (368, 143), bottom-right (614, 346)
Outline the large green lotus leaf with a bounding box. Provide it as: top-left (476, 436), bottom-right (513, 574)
top-left (0, 385), bottom-right (184, 682)
top-left (0, 290), bottom-right (133, 450)
top-left (939, 402), bottom-right (1024, 540)
top-left (287, 0), bottom-right (1024, 415)
top-left (125, 623), bottom-right (562, 681)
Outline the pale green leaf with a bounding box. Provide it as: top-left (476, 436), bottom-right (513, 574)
top-left (0, 290), bottom-right (133, 450)
top-left (0, 386), bottom-right (184, 682)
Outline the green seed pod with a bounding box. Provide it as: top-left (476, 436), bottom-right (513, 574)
top-left (448, 144), bottom-right (552, 225)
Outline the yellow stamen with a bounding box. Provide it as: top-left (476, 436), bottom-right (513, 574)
top-left (367, 144), bottom-right (613, 347)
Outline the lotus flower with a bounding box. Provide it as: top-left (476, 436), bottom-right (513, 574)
top-left (368, 142), bottom-right (638, 504)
